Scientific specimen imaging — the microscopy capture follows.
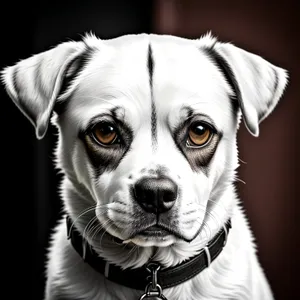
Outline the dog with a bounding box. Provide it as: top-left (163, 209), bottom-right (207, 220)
top-left (1, 32), bottom-right (288, 300)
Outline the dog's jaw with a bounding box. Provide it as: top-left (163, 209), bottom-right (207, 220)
top-left (97, 196), bottom-right (208, 247)
top-left (62, 171), bottom-right (237, 270)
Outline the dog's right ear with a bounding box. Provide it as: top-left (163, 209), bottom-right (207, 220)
top-left (1, 41), bottom-right (88, 139)
top-left (197, 33), bottom-right (288, 137)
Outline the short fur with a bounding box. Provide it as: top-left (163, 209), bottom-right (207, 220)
top-left (1, 32), bottom-right (288, 300)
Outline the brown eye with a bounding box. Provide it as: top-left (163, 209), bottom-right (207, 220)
top-left (188, 123), bottom-right (212, 146)
top-left (92, 123), bottom-right (118, 145)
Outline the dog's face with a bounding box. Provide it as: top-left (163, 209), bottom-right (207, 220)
top-left (1, 33), bottom-right (288, 248)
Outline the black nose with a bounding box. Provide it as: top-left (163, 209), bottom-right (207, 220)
top-left (133, 177), bottom-right (178, 214)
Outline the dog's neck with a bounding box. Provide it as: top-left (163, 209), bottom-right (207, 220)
top-left (62, 175), bottom-right (237, 270)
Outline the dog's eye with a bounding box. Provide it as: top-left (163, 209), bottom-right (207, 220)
top-left (92, 122), bottom-right (118, 145)
top-left (187, 123), bottom-right (212, 147)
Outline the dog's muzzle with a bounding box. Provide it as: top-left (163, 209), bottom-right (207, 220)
top-left (133, 177), bottom-right (178, 214)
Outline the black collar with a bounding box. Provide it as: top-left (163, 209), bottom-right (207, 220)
top-left (66, 216), bottom-right (231, 291)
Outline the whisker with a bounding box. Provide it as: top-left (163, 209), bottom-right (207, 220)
top-left (69, 205), bottom-right (97, 234)
top-left (200, 222), bottom-right (210, 241)
top-left (194, 203), bottom-right (222, 229)
top-left (85, 209), bottom-right (110, 240)
top-left (206, 210), bottom-right (221, 229)
top-left (238, 158), bottom-right (247, 164)
top-left (192, 201), bottom-right (224, 239)
top-left (235, 177), bottom-right (246, 184)
top-left (207, 198), bottom-right (229, 214)
top-left (90, 225), bottom-right (102, 241)
top-left (194, 218), bottom-right (212, 240)
top-left (89, 218), bottom-right (111, 242)
top-left (83, 215), bottom-right (99, 240)
top-left (99, 221), bottom-right (113, 247)
top-left (82, 208), bottom-right (108, 240)
top-left (128, 244), bottom-right (138, 256)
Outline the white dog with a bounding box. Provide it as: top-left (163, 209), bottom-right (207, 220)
top-left (1, 33), bottom-right (288, 300)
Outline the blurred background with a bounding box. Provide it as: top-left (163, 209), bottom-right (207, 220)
top-left (1, 1), bottom-right (299, 299)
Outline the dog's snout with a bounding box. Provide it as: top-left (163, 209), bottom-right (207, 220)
top-left (133, 177), bottom-right (178, 214)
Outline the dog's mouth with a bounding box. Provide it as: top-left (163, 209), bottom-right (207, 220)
top-left (109, 224), bottom-right (175, 247)
top-left (102, 220), bottom-right (201, 247)
top-left (119, 224), bottom-right (178, 247)
top-left (105, 221), bottom-right (193, 247)
top-left (137, 225), bottom-right (170, 237)
top-left (126, 223), bottom-right (190, 244)
top-left (97, 204), bottom-right (204, 246)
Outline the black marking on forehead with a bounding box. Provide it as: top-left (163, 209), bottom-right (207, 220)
top-left (151, 101), bottom-right (157, 147)
top-left (148, 44), bottom-right (157, 148)
top-left (79, 111), bottom-right (133, 178)
top-left (54, 46), bottom-right (96, 115)
top-left (202, 46), bottom-right (240, 116)
top-left (148, 44), bottom-right (154, 85)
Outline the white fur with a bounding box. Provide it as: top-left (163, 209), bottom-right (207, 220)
top-left (1, 33), bottom-right (288, 300)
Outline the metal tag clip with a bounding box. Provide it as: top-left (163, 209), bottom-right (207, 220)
top-left (138, 262), bottom-right (168, 300)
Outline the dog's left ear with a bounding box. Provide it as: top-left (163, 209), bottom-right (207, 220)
top-left (1, 41), bottom-right (88, 139)
top-left (203, 39), bottom-right (289, 136)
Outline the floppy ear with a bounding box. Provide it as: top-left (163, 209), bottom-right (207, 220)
top-left (1, 41), bottom-right (87, 139)
top-left (202, 37), bottom-right (288, 136)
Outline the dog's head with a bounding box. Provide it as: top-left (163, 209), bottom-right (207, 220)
top-left (1, 33), bottom-right (288, 248)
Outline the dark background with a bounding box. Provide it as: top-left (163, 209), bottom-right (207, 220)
top-left (1, 1), bottom-right (299, 299)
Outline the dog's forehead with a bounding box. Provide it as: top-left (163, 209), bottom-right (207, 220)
top-left (68, 34), bottom-right (233, 129)
top-left (79, 34), bottom-right (206, 89)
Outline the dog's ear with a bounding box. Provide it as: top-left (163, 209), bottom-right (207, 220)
top-left (1, 41), bottom-right (88, 139)
top-left (201, 37), bottom-right (288, 137)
